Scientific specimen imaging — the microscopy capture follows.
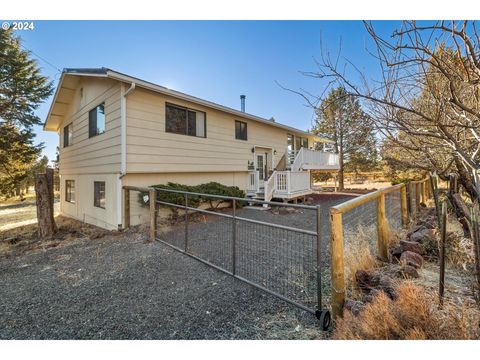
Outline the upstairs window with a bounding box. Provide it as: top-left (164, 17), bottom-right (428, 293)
top-left (94, 181), bottom-right (106, 209)
top-left (63, 123), bottom-right (73, 147)
top-left (166, 103), bottom-right (206, 138)
top-left (65, 180), bottom-right (75, 203)
top-left (235, 120), bottom-right (248, 140)
top-left (89, 103), bottom-right (105, 138)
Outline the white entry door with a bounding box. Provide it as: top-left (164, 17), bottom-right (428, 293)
top-left (256, 153), bottom-right (266, 182)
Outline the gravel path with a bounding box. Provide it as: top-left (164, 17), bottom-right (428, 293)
top-left (0, 194), bottom-right (353, 340)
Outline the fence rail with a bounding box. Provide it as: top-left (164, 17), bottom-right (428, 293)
top-left (329, 177), bottom-right (432, 318)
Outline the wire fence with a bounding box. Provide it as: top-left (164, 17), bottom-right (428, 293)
top-left (385, 188), bottom-right (403, 232)
top-left (329, 177), bottom-right (432, 317)
top-left (123, 186), bottom-right (332, 327)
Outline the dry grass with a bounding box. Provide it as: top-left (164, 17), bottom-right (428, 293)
top-left (343, 225), bottom-right (378, 294)
top-left (333, 282), bottom-right (480, 339)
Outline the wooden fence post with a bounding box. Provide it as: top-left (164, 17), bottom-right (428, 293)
top-left (377, 193), bottom-right (389, 261)
top-left (421, 181), bottom-right (427, 203)
top-left (416, 183), bottom-right (421, 211)
top-left (149, 188), bottom-right (157, 242)
top-left (407, 182), bottom-right (413, 216)
top-left (330, 210), bottom-right (345, 319)
top-left (400, 185), bottom-right (408, 226)
top-left (124, 187), bottom-right (130, 229)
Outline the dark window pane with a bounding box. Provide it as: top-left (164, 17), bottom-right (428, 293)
top-left (96, 104), bottom-right (105, 134)
top-left (235, 120), bottom-right (247, 140)
top-left (63, 125), bottom-right (70, 147)
top-left (89, 103), bottom-right (105, 138)
top-left (302, 137), bottom-right (308, 148)
top-left (187, 110), bottom-right (196, 136)
top-left (166, 104), bottom-right (187, 134)
top-left (94, 181), bottom-right (106, 209)
top-left (66, 180), bottom-right (75, 203)
top-left (89, 108), bottom-right (97, 137)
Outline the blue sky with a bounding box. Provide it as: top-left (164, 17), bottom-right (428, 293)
top-left (16, 20), bottom-right (401, 163)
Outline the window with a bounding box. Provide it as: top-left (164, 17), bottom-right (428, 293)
top-left (65, 180), bottom-right (75, 203)
top-left (94, 181), bottom-right (106, 209)
top-left (166, 103), bottom-right (206, 138)
top-left (89, 103), bottom-right (105, 138)
top-left (235, 120), bottom-right (248, 140)
top-left (63, 123), bottom-right (73, 147)
top-left (301, 137), bottom-right (308, 148)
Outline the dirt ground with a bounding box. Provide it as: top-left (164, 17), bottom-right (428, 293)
top-left (0, 194), bottom-right (355, 340)
top-left (0, 198), bottom-right (60, 232)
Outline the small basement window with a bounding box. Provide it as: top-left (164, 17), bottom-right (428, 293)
top-left (63, 123), bottom-right (73, 147)
top-left (89, 103), bottom-right (105, 138)
top-left (65, 180), bottom-right (75, 203)
top-left (166, 103), bottom-right (206, 138)
top-left (235, 120), bottom-right (247, 140)
top-left (94, 181), bottom-right (106, 209)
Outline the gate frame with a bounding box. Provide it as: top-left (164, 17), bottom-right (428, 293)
top-left (123, 185), bottom-right (331, 329)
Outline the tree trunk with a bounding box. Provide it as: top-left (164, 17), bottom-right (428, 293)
top-left (338, 149), bottom-right (345, 191)
top-left (35, 169), bottom-right (57, 238)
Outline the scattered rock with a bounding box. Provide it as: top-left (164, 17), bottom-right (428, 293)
top-left (355, 270), bottom-right (380, 289)
top-left (364, 288), bottom-right (381, 303)
top-left (400, 251), bottom-right (424, 269)
top-left (409, 228), bottom-right (436, 243)
top-left (344, 299), bottom-right (365, 316)
top-left (378, 275), bottom-right (397, 300)
top-left (390, 246), bottom-right (403, 260)
top-left (398, 265), bottom-right (419, 279)
top-left (400, 240), bottom-right (423, 255)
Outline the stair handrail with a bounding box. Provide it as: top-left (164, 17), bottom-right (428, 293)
top-left (291, 147), bottom-right (305, 171)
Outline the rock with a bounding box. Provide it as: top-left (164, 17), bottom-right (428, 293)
top-left (409, 228), bottom-right (436, 243)
top-left (400, 240), bottom-right (423, 255)
top-left (378, 275), bottom-right (397, 300)
top-left (400, 251), bottom-right (424, 269)
top-left (355, 269), bottom-right (380, 289)
top-left (364, 289), bottom-right (381, 303)
top-left (390, 246), bottom-right (403, 261)
top-left (398, 265), bottom-right (419, 279)
top-left (344, 299), bottom-right (365, 316)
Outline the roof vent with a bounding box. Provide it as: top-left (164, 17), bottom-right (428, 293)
top-left (240, 95), bottom-right (246, 112)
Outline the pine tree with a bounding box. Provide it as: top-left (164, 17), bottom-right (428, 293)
top-left (312, 87), bottom-right (378, 190)
top-left (0, 29), bottom-right (53, 199)
top-left (0, 29), bottom-right (53, 129)
top-left (0, 123), bottom-right (42, 198)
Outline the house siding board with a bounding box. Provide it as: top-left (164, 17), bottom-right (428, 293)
top-left (58, 77), bottom-right (122, 175)
top-left (125, 87), bottom-right (313, 174)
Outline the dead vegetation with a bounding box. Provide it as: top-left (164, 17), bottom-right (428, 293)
top-left (343, 225), bottom-right (378, 296)
top-left (337, 203), bottom-right (480, 339)
top-left (333, 281), bottom-right (480, 339)
top-left (0, 215), bottom-right (128, 257)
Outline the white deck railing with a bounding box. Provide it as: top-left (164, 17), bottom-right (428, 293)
top-left (274, 171), bottom-right (310, 196)
top-left (264, 172), bottom-right (276, 202)
top-left (247, 170), bottom-right (311, 199)
top-left (247, 171), bottom-right (259, 193)
top-left (290, 147), bottom-right (340, 171)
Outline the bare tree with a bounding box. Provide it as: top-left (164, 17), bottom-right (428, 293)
top-left (298, 21), bottom-right (480, 202)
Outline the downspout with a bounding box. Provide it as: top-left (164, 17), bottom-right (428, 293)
top-left (117, 82), bottom-right (136, 228)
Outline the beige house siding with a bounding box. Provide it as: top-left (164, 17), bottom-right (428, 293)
top-left (59, 77), bottom-right (122, 175)
top-left (125, 87), bottom-right (315, 174)
top-left (60, 173), bottom-right (120, 230)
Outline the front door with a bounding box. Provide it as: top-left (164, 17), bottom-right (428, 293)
top-left (256, 154), bottom-right (266, 182)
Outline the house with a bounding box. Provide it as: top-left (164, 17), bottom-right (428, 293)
top-left (44, 68), bottom-right (339, 230)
